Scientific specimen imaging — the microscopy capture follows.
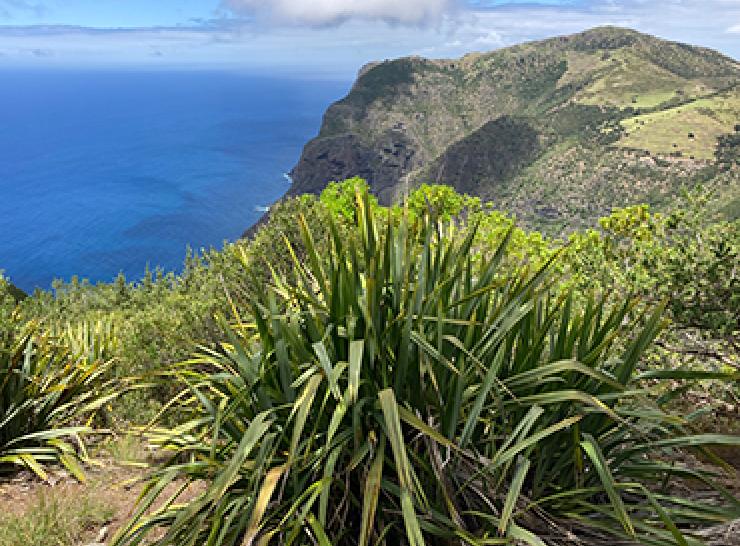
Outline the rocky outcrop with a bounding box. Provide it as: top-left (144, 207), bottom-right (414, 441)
top-left (289, 130), bottom-right (423, 204)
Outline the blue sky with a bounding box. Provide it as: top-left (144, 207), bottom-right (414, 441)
top-left (0, 0), bottom-right (218, 27)
top-left (0, 0), bottom-right (738, 75)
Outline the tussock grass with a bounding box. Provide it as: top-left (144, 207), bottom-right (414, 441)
top-left (0, 318), bottom-right (119, 480)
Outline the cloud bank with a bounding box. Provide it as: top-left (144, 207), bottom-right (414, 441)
top-left (0, 1), bottom-right (737, 73)
top-left (223, 0), bottom-right (455, 26)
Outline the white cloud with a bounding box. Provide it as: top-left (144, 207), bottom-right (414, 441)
top-left (471, 30), bottom-right (503, 48)
top-left (223, 0), bottom-right (456, 26)
top-left (0, 1), bottom-right (737, 72)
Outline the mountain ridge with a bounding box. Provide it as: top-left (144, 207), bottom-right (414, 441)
top-left (287, 26), bottom-right (739, 231)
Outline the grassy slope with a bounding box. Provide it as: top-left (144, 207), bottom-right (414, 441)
top-left (0, 492), bottom-right (113, 546)
top-left (570, 48), bottom-right (728, 108)
top-left (489, 143), bottom-right (719, 231)
top-left (618, 88), bottom-right (740, 159)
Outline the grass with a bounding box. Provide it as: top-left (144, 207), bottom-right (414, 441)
top-left (0, 488), bottom-right (113, 546)
top-left (100, 434), bottom-right (151, 467)
top-left (618, 89), bottom-right (740, 159)
top-left (573, 50), bottom-right (709, 109)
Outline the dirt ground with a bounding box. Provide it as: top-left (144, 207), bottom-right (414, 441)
top-left (0, 461), bottom-right (204, 545)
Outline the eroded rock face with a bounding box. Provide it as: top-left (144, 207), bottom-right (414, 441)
top-left (289, 134), bottom-right (376, 196)
top-left (289, 130), bottom-right (422, 204)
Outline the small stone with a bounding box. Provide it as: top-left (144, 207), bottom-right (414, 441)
top-left (97, 525), bottom-right (110, 542)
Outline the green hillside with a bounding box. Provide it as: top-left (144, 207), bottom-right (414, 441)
top-left (289, 26), bottom-right (740, 232)
top-left (618, 89), bottom-right (740, 159)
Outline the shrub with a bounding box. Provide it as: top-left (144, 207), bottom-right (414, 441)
top-left (113, 190), bottom-right (739, 546)
top-left (403, 183), bottom-right (481, 222)
top-left (567, 193), bottom-right (740, 336)
top-left (320, 177), bottom-right (379, 223)
top-left (0, 317), bottom-right (118, 479)
top-left (0, 273), bottom-right (20, 328)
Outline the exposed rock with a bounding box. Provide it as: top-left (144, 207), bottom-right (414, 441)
top-left (289, 131), bottom-right (422, 204)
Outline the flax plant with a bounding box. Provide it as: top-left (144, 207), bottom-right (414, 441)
top-left (115, 190), bottom-right (739, 546)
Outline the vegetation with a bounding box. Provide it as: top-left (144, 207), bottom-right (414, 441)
top-left (110, 189), bottom-right (738, 546)
top-left (342, 58), bottom-right (416, 109)
top-left (716, 128), bottom-right (740, 170)
top-left (0, 275), bottom-right (15, 327)
top-left (1, 179), bottom-right (737, 545)
top-left (618, 90), bottom-right (740, 160)
top-left (1, 28), bottom-right (737, 546)
top-left (4, 180), bottom-right (737, 408)
top-left (0, 275), bottom-right (26, 307)
top-left (318, 177), bottom-right (380, 222)
top-left (290, 26), bottom-right (739, 231)
top-left (568, 194), bottom-right (739, 335)
top-left (425, 117), bottom-right (542, 195)
top-left (0, 317), bottom-right (118, 479)
top-left (494, 143), bottom-right (739, 233)
top-left (0, 488), bottom-right (113, 546)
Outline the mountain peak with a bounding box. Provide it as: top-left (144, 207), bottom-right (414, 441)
top-left (289, 27), bottom-right (739, 232)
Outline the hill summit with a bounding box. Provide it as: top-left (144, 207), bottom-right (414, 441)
top-left (288, 27), bottom-right (739, 231)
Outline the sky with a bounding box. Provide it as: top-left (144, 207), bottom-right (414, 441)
top-left (0, 0), bottom-right (738, 76)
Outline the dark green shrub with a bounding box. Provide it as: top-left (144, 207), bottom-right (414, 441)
top-left (113, 190), bottom-right (738, 546)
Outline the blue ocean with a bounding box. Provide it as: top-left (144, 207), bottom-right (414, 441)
top-left (0, 70), bottom-right (350, 292)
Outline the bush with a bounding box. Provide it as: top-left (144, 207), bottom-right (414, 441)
top-left (404, 183), bottom-right (481, 222)
top-left (320, 177), bottom-right (379, 223)
top-left (566, 192), bottom-right (740, 336)
top-left (0, 317), bottom-right (118, 479)
top-left (0, 274), bottom-right (19, 327)
top-left (113, 190), bottom-right (738, 546)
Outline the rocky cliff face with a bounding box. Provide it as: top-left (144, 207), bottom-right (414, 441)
top-left (288, 26), bottom-right (740, 228)
top-left (289, 130), bottom-right (421, 204)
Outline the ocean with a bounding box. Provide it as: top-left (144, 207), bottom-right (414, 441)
top-left (0, 70), bottom-right (350, 293)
